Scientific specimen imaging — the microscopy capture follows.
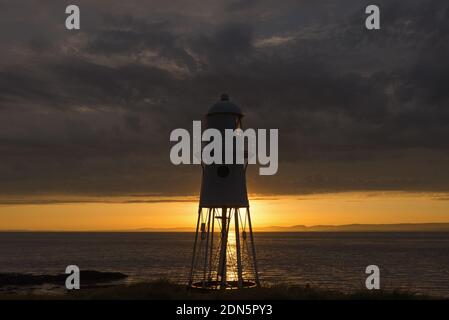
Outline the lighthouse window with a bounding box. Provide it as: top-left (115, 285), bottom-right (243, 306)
top-left (217, 165), bottom-right (230, 178)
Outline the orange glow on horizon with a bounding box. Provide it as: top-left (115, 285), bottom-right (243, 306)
top-left (1, 192), bottom-right (449, 231)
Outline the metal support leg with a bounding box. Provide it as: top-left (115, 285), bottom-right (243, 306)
top-left (247, 207), bottom-right (260, 287)
top-left (208, 208), bottom-right (215, 281)
top-left (234, 208), bottom-right (243, 288)
top-left (218, 207), bottom-right (228, 289)
top-left (188, 207), bottom-right (202, 287)
top-left (202, 208), bottom-right (212, 288)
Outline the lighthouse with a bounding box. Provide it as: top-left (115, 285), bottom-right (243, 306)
top-left (188, 94), bottom-right (260, 289)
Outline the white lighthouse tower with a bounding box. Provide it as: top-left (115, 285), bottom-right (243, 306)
top-left (188, 94), bottom-right (260, 289)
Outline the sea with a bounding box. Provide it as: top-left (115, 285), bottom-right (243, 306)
top-left (1, 232), bottom-right (449, 297)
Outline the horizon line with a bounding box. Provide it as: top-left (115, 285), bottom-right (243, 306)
top-left (2, 222), bottom-right (449, 232)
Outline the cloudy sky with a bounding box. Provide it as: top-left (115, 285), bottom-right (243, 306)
top-left (1, 0), bottom-right (449, 229)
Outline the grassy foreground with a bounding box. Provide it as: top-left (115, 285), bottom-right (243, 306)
top-left (0, 280), bottom-right (436, 300)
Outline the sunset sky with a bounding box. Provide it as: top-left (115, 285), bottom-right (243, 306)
top-left (1, 1), bottom-right (449, 230)
top-left (1, 192), bottom-right (449, 231)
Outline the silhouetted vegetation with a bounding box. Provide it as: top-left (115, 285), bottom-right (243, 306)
top-left (0, 278), bottom-right (437, 300)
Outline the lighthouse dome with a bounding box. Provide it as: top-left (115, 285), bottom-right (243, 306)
top-left (207, 93), bottom-right (243, 116)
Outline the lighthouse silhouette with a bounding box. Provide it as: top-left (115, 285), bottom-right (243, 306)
top-left (188, 94), bottom-right (260, 289)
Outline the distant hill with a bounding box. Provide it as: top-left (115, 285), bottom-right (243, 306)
top-left (256, 223), bottom-right (449, 232)
top-left (133, 223), bottom-right (449, 232)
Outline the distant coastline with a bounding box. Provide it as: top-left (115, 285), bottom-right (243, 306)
top-left (134, 222), bottom-right (449, 232)
top-left (256, 223), bottom-right (449, 232)
top-left (3, 222), bottom-right (449, 232)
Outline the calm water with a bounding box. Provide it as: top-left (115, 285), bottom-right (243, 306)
top-left (1, 232), bottom-right (449, 297)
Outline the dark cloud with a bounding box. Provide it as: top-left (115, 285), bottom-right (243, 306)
top-left (0, 197), bottom-right (198, 206)
top-left (1, 0), bottom-right (449, 197)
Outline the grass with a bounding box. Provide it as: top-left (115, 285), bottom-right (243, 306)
top-left (0, 279), bottom-right (436, 300)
